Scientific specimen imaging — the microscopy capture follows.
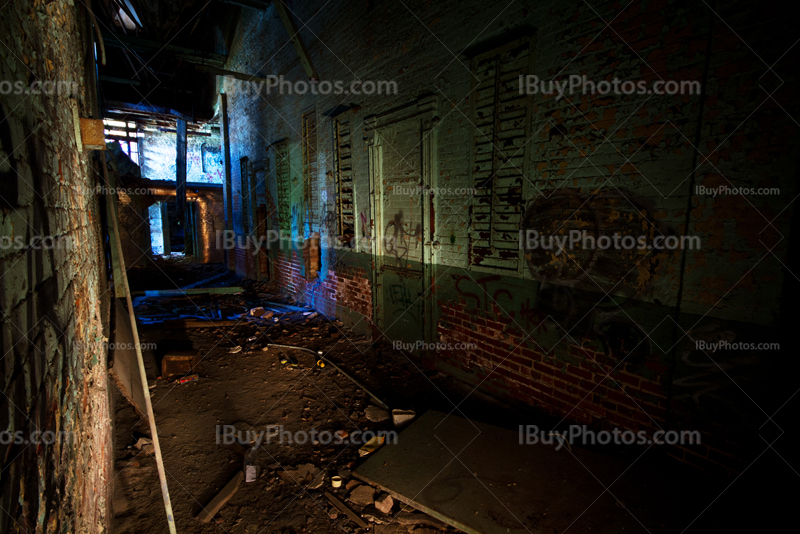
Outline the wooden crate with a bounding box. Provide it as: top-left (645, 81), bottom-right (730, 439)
top-left (161, 350), bottom-right (199, 378)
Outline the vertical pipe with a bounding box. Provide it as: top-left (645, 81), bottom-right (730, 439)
top-left (176, 118), bottom-right (187, 225)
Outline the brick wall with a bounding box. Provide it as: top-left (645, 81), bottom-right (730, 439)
top-left (222, 0), bottom-right (799, 473)
top-left (0, 1), bottom-right (112, 532)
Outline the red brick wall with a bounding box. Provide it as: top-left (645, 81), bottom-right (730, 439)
top-left (437, 299), bottom-right (743, 473)
top-left (269, 252), bottom-right (372, 322)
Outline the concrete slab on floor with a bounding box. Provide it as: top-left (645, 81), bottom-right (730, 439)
top-left (354, 410), bottom-right (684, 534)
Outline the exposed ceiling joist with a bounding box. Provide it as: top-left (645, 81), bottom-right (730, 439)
top-left (217, 0), bottom-right (271, 9)
top-left (105, 32), bottom-right (227, 68)
top-left (194, 65), bottom-right (271, 86)
top-left (106, 100), bottom-right (194, 122)
top-left (273, 0), bottom-right (318, 80)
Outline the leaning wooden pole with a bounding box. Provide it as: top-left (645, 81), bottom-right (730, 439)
top-left (101, 157), bottom-right (178, 534)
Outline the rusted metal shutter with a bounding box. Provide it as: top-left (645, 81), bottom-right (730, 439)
top-left (275, 140), bottom-right (291, 233)
top-left (334, 118), bottom-right (355, 241)
top-left (469, 36), bottom-right (532, 271)
top-left (302, 109), bottom-right (318, 232)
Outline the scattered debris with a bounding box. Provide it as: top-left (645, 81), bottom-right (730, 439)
top-left (229, 346), bottom-right (242, 354)
top-left (358, 435), bottom-right (386, 457)
top-left (161, 351), bottom-right (199, 379)
top-left (375, 493), bottom-right (394, 514)
top-left (365, 405), bottom-right (390, 422)
top-left (239, 443), bottom-right (258, 483)
top-left (178, 374), bottom-right (198, 384)
top-left (196, 471), bottom-right (244, 523)
top-left (392, 409), bottom-right (416, 428)
top-left (280, 463), bottom-right (324, 489)
top-left (250, 307), bottom-right (267, 317)
top-left (331, 475), bottom-right (343, 488)
top-left (394, 511), bottom-right (449, 529)
top-left (325, 491), bottom-right (369, 529)
top-left (348, 484), bottom-right (376, 506)
top-left (133, 437), bottom-right (152, 451)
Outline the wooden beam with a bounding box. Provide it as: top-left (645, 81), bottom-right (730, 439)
top-left (100, 75), bottom-right (141, 86)
top-left (273, 0), bottom-right (319, 80)
top-left (104, 157), bottom-right (125, 297)
top-left (217, 0), bottom-right (271, 10)
top-left (131, 287), bottom-right (244, 297)
top-left (105, 100), bottom-right (192, 122)
top-left (176, 118), bottom-right (187, 225)
top-left (195, 64), bottom-right (270, 86)
top-left (104, 32), bottom-right (227, 67)
top-left (324, 492), bottom-right (369, 528)
top-left (196, 471), bottom-right (244, 523)
top-left (100, 156), bottom-right (178, 534)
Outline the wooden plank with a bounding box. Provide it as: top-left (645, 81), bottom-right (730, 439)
top-left (161, 350), bottom-right (200, 378)
top-left (197, 471), bottom-right (244, 523)
top-left (218, 0), bottom-right (271, 9)
top-left (324, 492), bottom-right (369, 529)
top-left (104, 32), bottom-right (227, 67)
top-left (108, 298), bottom-right (149, 420)
top-left (101, 156), bottom-right (178, 534)
top-left (130, 286), bottom-right (244, 297)
top-left (79, 118), bottom-right (105, 149)
top-left (195, 64), bottom-right (271, 86)
top-left (148, 319), bottom-right (241, 329)
top-left (105, 100), bottom-right (193, 122)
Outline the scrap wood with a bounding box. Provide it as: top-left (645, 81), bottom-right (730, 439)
top-left (131, 287), bottom-right (244, 297)
top-left (324, 491), bottom-right (369, 529)
top-left (145, 319), bottom-right (241, 329)
top-left (196, 471), bottom-right (244, 523)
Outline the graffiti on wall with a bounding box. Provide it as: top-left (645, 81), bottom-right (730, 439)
top-left (291, 204), bottom-right (299, 235)
top-left (322, 202), bottom-right (336, 234)
top-left (360, 211), bottom-right (370, 240)
top-left (521, 188), bottom-right (673, 298)
top-left (384, 210), bottom-right (421, 261)
top-left (388, 283), bottom-right (420, 321)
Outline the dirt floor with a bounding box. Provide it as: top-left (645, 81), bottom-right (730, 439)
top-left (108, 258), bottom-right (789, 534)
top-left (111, 258), bottom-right (467, 534)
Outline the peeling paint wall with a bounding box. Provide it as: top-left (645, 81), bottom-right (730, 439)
top-left (0, 1), bottom-right (112, 532)
top-left (223, 0), bottom-right (799, 472)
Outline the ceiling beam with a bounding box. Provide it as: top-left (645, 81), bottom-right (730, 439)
top-left (104, 33), bottom-right (227, 68)
top-left (217, 0), bottom-right (271, 9)
top-left (100, 75), bottom-right (141, 86)
top-left (105, 100), bottom-right (193, 122)
top-left (273, 0), bottom-right (318, 80)
top-left (194, 65), bottom-right (271, 86)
